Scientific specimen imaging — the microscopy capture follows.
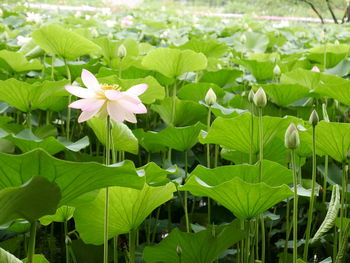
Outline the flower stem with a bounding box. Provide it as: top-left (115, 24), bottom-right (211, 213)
top-left (207, 106), bottom-right (211, 224)
top-left (291, 149), bottom-right (298, 263)
top-left (128, 229), bottom-right (137, 263)
top-left (303, 124), bottom-right (317, 261)
top-left (113, 236), bottom-right (118, 263)
top-left (258, 107), bottom-right (265, 263)
top-left (339, 162), bottom-right (348, 252)
top-left (171, 81), bottom-right (177, 125)
top-left (184, 150), bottom-right (190, 232)
top-left (64, 58), bottom-right (72, 140)
top-left (249, 104), bottom-right (254, 164)
top-left (104, 116), bottom-right (111, 263)
top-left (27, 221), bottom-right (37, 263)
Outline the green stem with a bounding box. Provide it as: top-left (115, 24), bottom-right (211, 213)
top-left (184, 150), bottom-right (190, 232)
top-left (104, 116), bottom-right (111, 263)
top-left (51, 55), bottom-right (55, 81)
top-left (207, 106), bottom-right (211, 224)
top-left (339, 162), bottom-right (347, 251)
top-left (27, 221), bottom-right (37, 263)
top-left (128, 229), bottom-right (137, 263)
top-left (249, 104), bottom-right (254, 164)
top-left (64, 220), bottom-right (70, 263)
top-left (322, 155), bottom-right (329, 203)
top-left (258, 107), bottom-right (265, 262)
top-left (303, 125), bottom-right (317, 261)
top-left (291, 149), bottom-right (298, 263)
top-left (283, 199), bottom-right (290, 263)
top-left (171, 80), bottom-right (177, 125)
top-left (151, 207), bottom-right (161, 243)
top-left (261, 215), bottom-right (265, 263)
top-left (64, 59), bottom-right (72, 140)
top-left (335, 221), bottom-right (350, 263)
top-left (245, 220), bottom-right (250, 263)
top-left (26, 110), bottom-right (32, 131)
top-left (114, 236), bottom-right (118, 263)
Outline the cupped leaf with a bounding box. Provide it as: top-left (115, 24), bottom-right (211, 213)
top-left (182, 175), bottom-right (292, 219)
top-left (307, 44), bottom-right (350, 68)
top-left (143, 220), bottom-right (245, 263)
top-left (260, 83), bottom-right (310, 107)
top-left (0, 176), bottom-right (61, 225)
top-left (0, 149), bottom-right (143, 206)
top-left (39, 206), bottom-right (75, 226)
top-left (281, 68), bottom-right (320, 91)
top-left (88, 117), bottom-right (138, 154)
top-left (74, 182), bottom-right (176, 245)
top-left (1, 129), bottom-right (89, 155)
top-left (0, 50), bottom-right (42, 72)
top-left (234, 59), bottom-right (274, 81)
top-left (152, 98), bottom-right (207, 126)
top-left (142, 48), bottom-right (207, 78)
top-left (199, 69), bottom-right (242, 87)
top-left (32, 24), bottom-right (101, 59)
top-left (178, 38), bottom-right (229, 58)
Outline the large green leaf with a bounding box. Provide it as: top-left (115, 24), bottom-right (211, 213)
top-left (1, 129), bottom-right (89, 155)
top-left (234, 59), bottom-right (274, 81)
top-left (177, 83), bottom-right (224, 102)
top-left (307, 44), bottom-right (350, 68)
top-left (281, 68), bottom-right (320, 90)
top-left (0, 248), bottom-right (22, 263)
top-left (0, 79), bottom-right (68, 112)
top-left (87, 117), bottom-right (138, 154)
top-left (315, 121), bottom-right (350, 163)
top-left (143, 220), bottom-right (245, 263)
top-left (94, 38), bottom-right (139, 70)
top-left (32, 24), bottom-right (101, 59)
top-left (0, 176), bottom-right (60, 225)
top-left (182, 170), bottom-right (292, 219)
top-left (260, 83), bottom-right (310, 107)
top-left (199, 69), bottom-right (242, 87)
top-left (0, 50), bottom-right (42, 72)
top-left (0, 149), bottom-right (143, 206)
top-left (177, 38), bottom-right (228, 58)
top-left (314, 73), bottom-right (350, 106)
top-left (230, 32), bottom-right (269, 53)
top-left (142, 48), bottom-right (207, 78)
top-left (152, 98), bottom-right (207, 126)
top-left (22, 254), bottom-right (50, 263)
top-left (199, 113), bottom-right (291, 155)
top-left (74, 182), bottom-right (176, 245)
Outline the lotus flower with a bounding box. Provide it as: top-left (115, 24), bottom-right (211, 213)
top-left (65, 69), bottom-right (147, 123)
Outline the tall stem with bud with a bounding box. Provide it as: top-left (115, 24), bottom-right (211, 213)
top-left (303, 109), bottom-right (319, 261)
top-left (253, 87), bottom-right (267, 263)
top-left (285, 123), bottom-right (300, 263)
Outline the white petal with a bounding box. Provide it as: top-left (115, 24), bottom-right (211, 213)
top-left (81, 69), bottom-right (100, 91)
top-left (77, 108), bottom-right (99, 123)
top-left (119, 99), bottom-right (147, 114)
top-left (107, 101), bottom-right (136, 123)
top-left (81, 99), bottom-right (105, 112)
top-left (65, 85), bottom-right (94, 99)
top-left (105, 90), bottom-right (123, 100)
top-left (125, 84), bottom-right (148, 96)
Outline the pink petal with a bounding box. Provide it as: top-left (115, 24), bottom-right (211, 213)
top-left (119, 99), bottom-right (147, 114)
top-left (81, 99), bottom-right (105, 112)
top-left (107, 101), bottom-right (137, 123)
top-left (68, 98), bottom-right (92, 109)
top-left (105, 90), bottom-right (123, 100)
top-left (125, 84), bottom-right (148, 96)
top-left (78, 108), bottom-right (100, 123)
top-left (65, 85), bottom-right (94, 99)
top-left (81, 69), bottom-right (100, 91)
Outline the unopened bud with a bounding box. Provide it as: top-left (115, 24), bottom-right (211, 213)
top-left (117, 44), bottom-right (127, 58)
top-left (205, 88), bottom-right (217, 106)
top-left (176, 245), bottom-right (182, 255)
top-left (334, 39), bottom-right (340, 45)
top-left (284, 123), bottom-right (300, 150)
top-left (248, 89), bottom-right (255, 103)
top-left (253, 87), bottom-right (267, 108)
top-left (273, 64), bottom-right (281, 76)
top-left (322, 103), bottom-right (330, 122)
top-left (309, 109), bottom-right (319, 126)
top-left (311, 66), bottom-right (320, 72)
top-left (240, 34), bottom-right (247, 44)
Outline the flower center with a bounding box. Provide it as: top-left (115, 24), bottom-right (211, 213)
top-left (100, 83), bottom-right (121, 91)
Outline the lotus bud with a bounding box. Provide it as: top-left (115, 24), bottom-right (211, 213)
top-left (311, 66), bottom-right (320, 72)
top-left (334, 39), bottom-right (340, 45)
top-left (248, 89), bottom-right (255, 103)
top-left (117, 44), bottom-right (127, 58)
top-left (176, 245), bottom-right (182, 256)
top-left (253, 87), bottom-right (267, 108)
top-left (205, 88), bottom-right (217, 106)
top-left (284, 123), bottom-right (300, 150)
top-left (273, 64), bottom-right (281, 76)
top-left (334, 99), bottom-right (339, 111)
top-left (322, 103), bottom-right (330, 122)
top-left (240, 34), bottom-right (247, 44)
top-left (309, 109), bottom-right (319, 126)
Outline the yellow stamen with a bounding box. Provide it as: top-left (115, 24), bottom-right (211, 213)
top-left (100, 83), bottom-right (121, 91)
